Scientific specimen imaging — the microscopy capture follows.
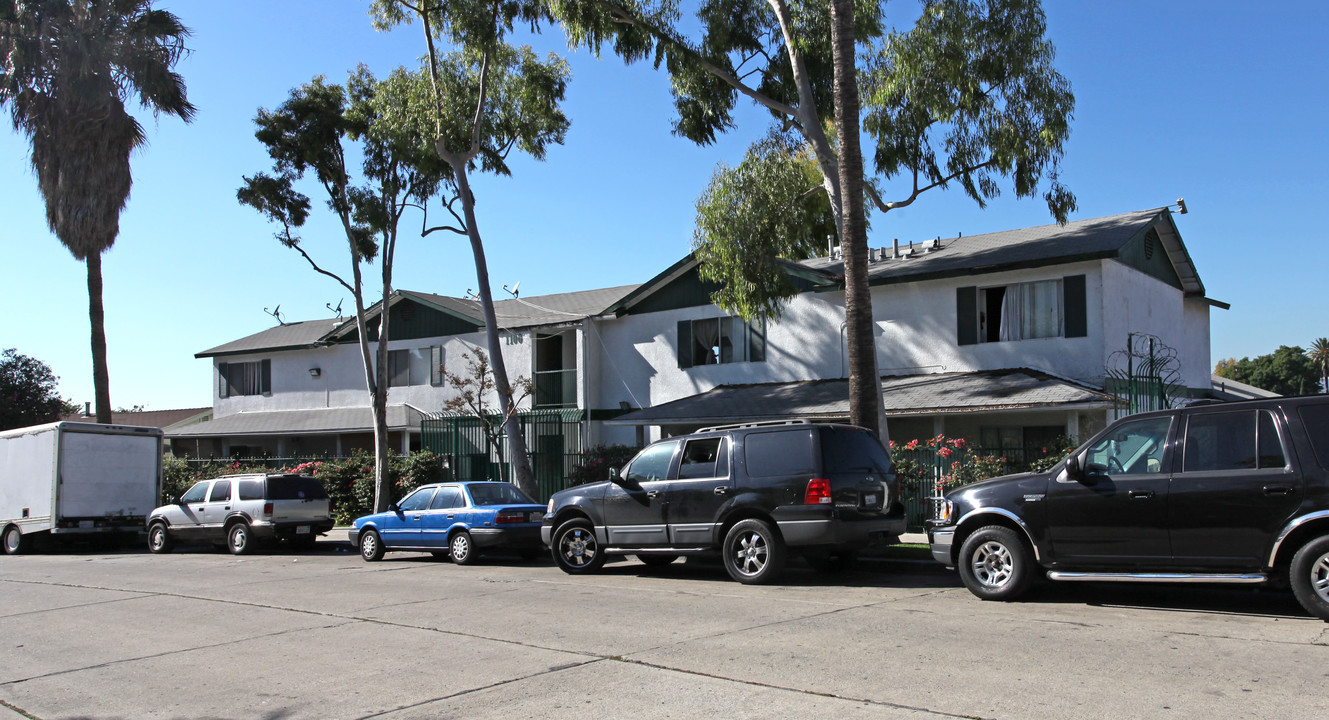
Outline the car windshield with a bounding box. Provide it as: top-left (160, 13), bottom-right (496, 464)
top-left (466, 483), bottom-right (535, 506)
top-left (266, 476), bottom-right (329, 500)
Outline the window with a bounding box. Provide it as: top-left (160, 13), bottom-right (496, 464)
top-left (1083, 416), bottom-right (1170, 475)
top-left (398, 488), bottom-right (435, 512)
top-left (266, 477), bottom-right (328, 500)
top-left (820, 427), bottom-right (890, 475)
top-left (430, 486), bottom-right (463, 510)
top-left (677, 316), bottom-right (765, 368)
top-left (430, 345), bottom-right (444, 386)
top-left (388, 349), bottom-right (410, 387)
top-left (1299, 404), bottom-right (1329, 469)
top-left (218, 359), bottom-right (271, 397)
top-left (625, 441), bottom-right (678, 484)
top-left (745, 429), bottom-right (815, 478)
top-left (1184, 410), bottom-right (1285, 472)
top-left (679, 438), bottom-right (726, 479)
top-left (238, 479), bottom-right (265, 501)
top-left (467, 483), bottom-right (536, 506)
top-left (957, 275), bottom-right (1086, 346)
top-left (181, 482), bottom-right (208, 504)
top-left (208, 481), bottom-right (231, 503)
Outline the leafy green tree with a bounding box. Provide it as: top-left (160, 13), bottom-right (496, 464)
top-left (0, 0), bottom-right (195, 423)
top-left (370, 0), bottom-right (571, 499)
top-left (238, 70), bottom-right (445, 513)
top-left (1306, 338), bottom-right (1329, 394)
top-left (550, 0), bottom-right (1074, 436)
top-left (1215, 346), bottom-right (1322, 397)
top-left (0, 348), bottom-right (73, 430)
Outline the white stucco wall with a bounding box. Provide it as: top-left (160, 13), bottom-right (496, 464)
top-left (1100, 262), bottom-right (1212, 390)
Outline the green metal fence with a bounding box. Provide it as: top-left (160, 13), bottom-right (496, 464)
top-left (420, 409), bottom-right (584, 502)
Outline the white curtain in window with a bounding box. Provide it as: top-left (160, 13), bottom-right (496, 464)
top-left (999, 285), bottom-right (1022, 341)
top-left (693, 319), bottom-right (720, 365)
top-left (1022, 279), bottom-right (1062, 339)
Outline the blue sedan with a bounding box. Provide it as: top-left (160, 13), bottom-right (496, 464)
top-left (349, 481), bottom-right (546, 564)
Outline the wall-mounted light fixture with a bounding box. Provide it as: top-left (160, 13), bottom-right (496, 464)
top-left (308, 367), bottom-right (321, 378)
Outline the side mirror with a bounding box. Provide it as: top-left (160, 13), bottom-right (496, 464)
top-left (608, 467), bottom-right (620, 482)
top-left (1064, 455), bottom-right (1083, 482)
top-left (388, 502), bottom-right (400, 513)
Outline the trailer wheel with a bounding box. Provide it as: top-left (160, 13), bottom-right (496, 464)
top-left (3, 525), bottom-right (30, 556)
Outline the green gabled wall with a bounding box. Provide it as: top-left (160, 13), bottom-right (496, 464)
top-left (1118, 227), bottom-right (1184, 291)
top-left (337, 299), bottom-right (482, 343)
top-left (625, 265), bottom-right (823, 316)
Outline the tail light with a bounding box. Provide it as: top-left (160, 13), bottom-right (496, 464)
top-left (262, 502), bottom-right (273, 518)
top-left (495, 510), bottom-right (526, 524)
top-left (804, 478), bottom-right (832, 505)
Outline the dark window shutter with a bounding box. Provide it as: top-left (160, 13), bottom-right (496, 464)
top-left (260, 359), bottom-right (272, 395)
top-left (218, 362), bottom-right (229, 398)
top-left (956, 286), bottom-right (978, 346)
top-left (749, 317), bottom-right (766, 363)
top-left (677, 320), bottom-right (693, 369)
top-left (1063, 275), bottom-right (1087, 338)
top-left (430, 346), bottom-right (443, 386)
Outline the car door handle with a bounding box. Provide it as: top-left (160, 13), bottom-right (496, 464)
top-left (1128, 489), bottom-right (1155, 499)
top-left (713, 487), bottom-right (729, 495)
top-left (646, 490), bottom-right (661, 499)
top-left (447, 515), bottom-right (455, 519)
top-left (1263, 486), bottom-right (1293, 496)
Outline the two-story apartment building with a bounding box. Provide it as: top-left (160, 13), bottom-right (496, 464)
top-left (171, 206), bottom-right (1223, 478)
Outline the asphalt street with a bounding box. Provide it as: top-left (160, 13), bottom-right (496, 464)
top-left (2, 537), bottom-right (1327, 720)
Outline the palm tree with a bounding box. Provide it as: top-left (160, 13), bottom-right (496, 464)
top-left (0, 0), bottom-right (195, 422)
top-left (1309, 338), bottom-right (1329, 394)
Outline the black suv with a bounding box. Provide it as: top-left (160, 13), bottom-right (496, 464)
top-left (541, 420), bottom-right (905, 584)
top-left (927, 396), bottom-right (1329, 620)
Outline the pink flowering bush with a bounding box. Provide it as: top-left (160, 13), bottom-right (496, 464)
top-left (567, 445), bottom-right (640, 487)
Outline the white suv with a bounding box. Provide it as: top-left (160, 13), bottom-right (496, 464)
top-left (147, 473), bottom-right (334, 555)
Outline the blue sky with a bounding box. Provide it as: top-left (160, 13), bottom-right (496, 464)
top-left (3, 1), bottom-right (1326, 411)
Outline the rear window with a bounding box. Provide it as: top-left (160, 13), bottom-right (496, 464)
top-left (744, 429), bottom-right (815, 478)
top-left (466, 483), bottom-right (535, 506)
top-left (238, 479), bottom-right (264, 501)
top-left (1299, 404), bottom-right (1329, 469)
top-left (266, 476), bottom-right (328, 500)
top-left (820, 427), bottom-right (891, 475)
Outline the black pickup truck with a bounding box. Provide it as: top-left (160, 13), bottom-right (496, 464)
top-left (927, 395), bottom-right (1329, 620)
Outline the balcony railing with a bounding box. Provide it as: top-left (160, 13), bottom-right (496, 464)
top-left (534, 368), bottom-right (577, 408)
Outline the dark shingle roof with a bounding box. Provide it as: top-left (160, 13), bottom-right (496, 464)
top-left (607, 369), bottom-right (1113, 426)
top-left (801, 208), bottom-right (1182, 286)
top-left (167, 405), bottom-right (423, 437)
top-left (64, 407), bottom-right (212, 430)
top-left (196, 318), bottom-right (343, 358)
top-left (489, 284), bottom-right (640, 329)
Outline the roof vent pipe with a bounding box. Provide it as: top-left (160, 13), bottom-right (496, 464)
top-left (827, 235), bottom-right (836, 258)
top-left (893, 238), bottom-right (900, 259)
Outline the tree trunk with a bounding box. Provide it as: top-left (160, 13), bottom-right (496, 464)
top-left (452, 164), bottom-right (538, 498)
top-left (372, 227), bottom-right (397, 512)
top-left (829, 0), bottom-right (878, 436)
top-left (86, 252), bottom-right (112, 423)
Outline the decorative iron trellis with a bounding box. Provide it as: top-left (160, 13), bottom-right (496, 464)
top-left (420, 409), bottom-right (583, 502)
top-left (1105, 333), bottom-right (1184, 417)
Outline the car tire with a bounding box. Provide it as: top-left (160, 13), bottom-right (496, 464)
top-left (147, 523), bottom-right (174, 554)
top-left (722, 519), bottom-right (786, 584)
top-left (638, 554), bottom-right (679, 568)
top-left (3, 525), bottom-right (30, 556)
top-left (449, 531), bottom-right (477, 565)
top-left (1289, 535), bottom-right (1329, 621)
top-left (957, 525), bottom-right (1034, 601)
top-left (359, 529), bottom-right (384, 562)
top-left (552, 518), bottom-right (606, 574)
top-left (226, 522), bottom-right (254, 556)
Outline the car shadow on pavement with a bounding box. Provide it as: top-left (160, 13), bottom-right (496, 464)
top-left (1017, 579), bottom-right (1313, 620)
top-left (585, 555), bottom-right (965, 590)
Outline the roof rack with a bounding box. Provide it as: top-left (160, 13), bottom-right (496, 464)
top-left (694, 419), bottom-right (812, 434)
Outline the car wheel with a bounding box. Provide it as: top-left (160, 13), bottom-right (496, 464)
top-left (722, 519), bottom-right (786, 584)
top-left (359, 529), bottom-right (384, 562)
top-left (552, 518), bottom-right (606, 574)
top-left (147, 523), bottom-right (174, 554)
top-left (637, 554), bottom-right (678, 568)
top-left (227, 523), bottom-right (254, 556)
top-left (449, 531), bottom-right (477, 565)
top-left (957, 525), bottom-right (1034, 601)
top-left (3, 525), bottom-right (29, 556)
top-left (1289, 535), bottom-right (1329, 621)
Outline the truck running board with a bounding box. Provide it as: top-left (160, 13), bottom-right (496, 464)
top-left (1047, 571), bottom-right (1267, 584)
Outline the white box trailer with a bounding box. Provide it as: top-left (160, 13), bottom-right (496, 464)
top-left (1, 422), bottom-right (162, 554)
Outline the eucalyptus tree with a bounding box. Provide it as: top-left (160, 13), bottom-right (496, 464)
top-left (370, 0), bottom-right (571, 499)
top-left (238, 69), bottom-right (445, 513)
top-left (0, 0), bottom-right (195, 423)
top-left (550, 0), bottom-right (1075, 435)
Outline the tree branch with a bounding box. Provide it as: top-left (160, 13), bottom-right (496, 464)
top-left (288, 242), bottom-right (356, 295)
top-left (870, 158), bottom-right (1000, 213)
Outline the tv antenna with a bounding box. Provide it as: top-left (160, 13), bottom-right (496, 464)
top-left (326, 299), bottom-right (344, 319)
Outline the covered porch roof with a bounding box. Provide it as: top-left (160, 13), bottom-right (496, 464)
top-left (607, 369), bottom-right (1113, 427)
top-left (166, 404), bottom-right (426, 438)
